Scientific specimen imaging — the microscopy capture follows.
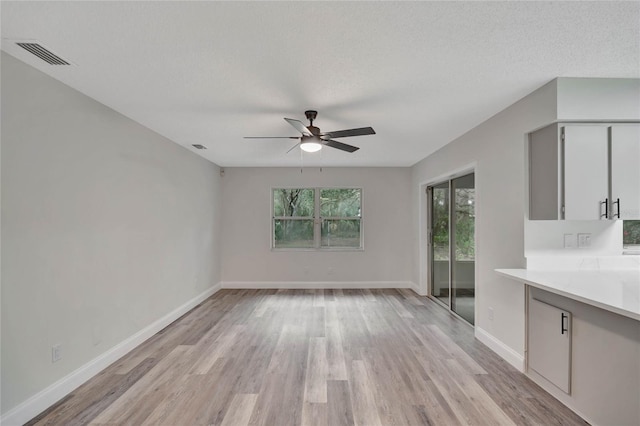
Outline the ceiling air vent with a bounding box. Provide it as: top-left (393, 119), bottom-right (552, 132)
top-left (192, 144), bottom-right (207, 150)
top-left (16, 42), bottom-right (71, 65)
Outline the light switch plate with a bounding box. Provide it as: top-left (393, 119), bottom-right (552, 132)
top-left (577, 233), bottom-right (591, 248)
top-left (563, 234), bottom-right (574, 248)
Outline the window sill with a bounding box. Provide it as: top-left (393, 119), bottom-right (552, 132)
top-left (271, 247), bottom-right (364, 252)
top-left (622, 247), bottom-right (640, 255)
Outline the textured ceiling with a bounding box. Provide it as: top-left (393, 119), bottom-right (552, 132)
top-left (2, 1), bottom-right (639, 167)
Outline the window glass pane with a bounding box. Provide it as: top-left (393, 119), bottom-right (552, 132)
top-left (273, 189), bottom-right (314, 217)
top-left (320, 189), bottom-right (361, 217)
top-left (454, 185), bottom-right (475, 261)
top-left (432, 184), bottom-right (449, 262)
top-left (321, 219), bottom-right (361, 248)
top-left (623, 220), bottom-right (640, 246)
top-left (274, 219), bottom-right (314, 248)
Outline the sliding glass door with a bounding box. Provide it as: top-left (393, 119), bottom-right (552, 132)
top-left (428, 173), bottom-right (475, 325)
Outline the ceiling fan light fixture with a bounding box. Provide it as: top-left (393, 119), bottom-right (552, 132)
top-left (300, 141), bottom-right (322, 153)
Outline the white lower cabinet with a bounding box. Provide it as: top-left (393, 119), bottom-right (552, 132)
top-left (526, 287), bottom-right (640, 426)
top-left (528, 297), bottom-right (571, 393)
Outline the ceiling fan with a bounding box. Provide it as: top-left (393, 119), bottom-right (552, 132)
top-left (244, 110), bottom-right (375, 153)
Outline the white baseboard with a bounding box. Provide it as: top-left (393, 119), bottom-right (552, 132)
top-left (475, 326), bottom-right (525, 372)
top-left (1, 283), bottom-right (222, 426)
top-left (221, 281), bottom-right (414, 289)
top-left (409, 282), bottom-right (426, 296)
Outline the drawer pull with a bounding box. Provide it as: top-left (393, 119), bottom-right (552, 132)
top-left (561, 313), bottom-right (568, 334)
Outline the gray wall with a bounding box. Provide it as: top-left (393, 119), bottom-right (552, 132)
top-left (411, 77), bottom-right (640, 367)
top-left (411, 80), bottom-right (558, 363)
top-left (1, 52), bottom-right (223, 414)
top-left (220, 167), bottom-right (413, 286)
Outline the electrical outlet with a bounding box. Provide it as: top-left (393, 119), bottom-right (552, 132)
top-left (52, 344), bottom-right (62, 363)
top-left (563, 234), bottom-right (574, 248)
top-left (577, 233), bottom-right (591, 248)
top-left (488, 307), bottom-right (494, 320)
top-left (328, 267), bottom-right (334, 276)
top-left (92, 325), bottom-right (102, 346)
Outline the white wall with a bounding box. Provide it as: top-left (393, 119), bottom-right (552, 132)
top-left (411, 79), bottom-right (558, 366)
top-left (220, 167), bottom-right (413, 287)
top-left (557, 78), bottom-right (640, 121)
top-left (1, 52), bottom-right (223, 417)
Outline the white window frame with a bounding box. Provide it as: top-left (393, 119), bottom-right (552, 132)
top-left (271, 187), bottom-right (363, 251)
top-left (623, 219), bottom-right (640, 255)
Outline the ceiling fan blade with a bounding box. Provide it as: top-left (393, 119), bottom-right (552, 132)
top-left (323, 139), bottom-right (360, 153)
top-left (321, 127), bottom-right (375, 139)
top-left (244, 136), bottom-right (300, 139)
top-left (284, 118), bottom-right (313, 136)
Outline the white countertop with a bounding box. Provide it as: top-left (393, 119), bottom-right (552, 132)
top-left (496, 268), bottom-right (640, 321)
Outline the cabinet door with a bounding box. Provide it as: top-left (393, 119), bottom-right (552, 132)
top-left (529, 298), bottom-right (571, 393)
top-left (611, 125), bottom-right (640, 219)
top-left (563, 126), bottom-right (609, 220)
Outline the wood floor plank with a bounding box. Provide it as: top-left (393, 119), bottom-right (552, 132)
top-left (220, 394), bottom-right (259, 426)
top-left (301, 402), bottom-right (328, 426)
top-left (444, 359), bottom-right (516, 425)
top-left (304, 337), bottom-right (328, 403)
top-left (313, 289), bottom-right (325, 307)
top-left (140, 357), bottom-right (228, 425)
top-left (381, 291), bottom-right (414, 318)
top-left (327, 380), bottom-right (355, 426)
top-left (349, 360), bottom-right (382, 426)
top-left (27, 358), bottom-right (157, 426)
top-left (325, 304), bottom-right (348, 381)
top-left (89, 345), bottom-right (194, 425)
top-left (190, 324), bottom-right (246, 374)
top-left (362, 288), bottom-right (377, 302)
top-left (28, 289), bottom-right (588, 426)
top-left (427, 324), bottom-right (488, 374)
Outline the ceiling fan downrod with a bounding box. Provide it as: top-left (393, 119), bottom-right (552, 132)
top-left (305, 110), bottom-right (318, 126)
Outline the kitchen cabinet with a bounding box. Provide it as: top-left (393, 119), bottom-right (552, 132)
top-left (529, 123), bottom-right (640, 220)
top-left (498, 269), bottom-right (640, 426)
top-left (611, 124), bottom-right (640, 218)
top-left (563, 125), bottom-right (608, 220)
top-left (528, 297), bottom-right (571, 393)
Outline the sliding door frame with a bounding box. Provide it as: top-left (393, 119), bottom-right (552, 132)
top-left (426, 170), bottom-right (476, 326)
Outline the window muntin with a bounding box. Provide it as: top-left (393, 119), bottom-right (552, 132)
top-left (272, 188), bottom-right (362, 250)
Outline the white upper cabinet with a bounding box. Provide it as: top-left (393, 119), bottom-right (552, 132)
top-left (529, 123), bottom-right (640, 220)
top-left (610, 124), bottom-right (640, 219)
top-left (563, 125), bottom-right (609, 220)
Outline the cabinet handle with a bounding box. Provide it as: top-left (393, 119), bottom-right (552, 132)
top-left (561, 313), bottom-right (568, 334)
top-left (600, 198), bottom-right (609, 219)
top-left (613, 198), bottom-right (620, 219)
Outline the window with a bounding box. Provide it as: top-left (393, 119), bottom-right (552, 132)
top-left (272, 188), bottom-right (362, 250)
top-left (623, 220), bottom-right (640, 252)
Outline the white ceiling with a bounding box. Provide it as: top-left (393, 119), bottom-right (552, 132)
top-left (2, 1), bottom-right (639, 167)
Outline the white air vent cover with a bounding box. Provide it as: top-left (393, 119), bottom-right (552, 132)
top-left (16, 42), bottom-right (71, 65)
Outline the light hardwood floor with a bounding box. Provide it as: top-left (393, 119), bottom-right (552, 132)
top-left (27, 289), bottom-right (587, 426)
